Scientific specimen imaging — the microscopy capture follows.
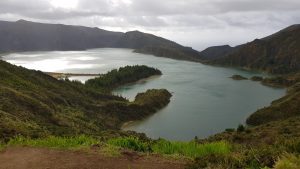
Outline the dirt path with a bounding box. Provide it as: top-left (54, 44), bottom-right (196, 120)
top-left (0, 147), bottom-right (186, 169)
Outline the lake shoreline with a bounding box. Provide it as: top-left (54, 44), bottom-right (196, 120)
top-left (2, 48), bottom-right (286, 141)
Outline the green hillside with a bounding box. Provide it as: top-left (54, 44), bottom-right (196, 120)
top-left (210, 25), bottom-right (300, 74)
top-left (0, 61), bottom-right (171, 140)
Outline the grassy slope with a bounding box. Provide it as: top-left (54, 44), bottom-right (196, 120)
top-left (195, 116), bottom-right (300, 168)
top-left (247, 82), bottom-right (300, 125)
top-left (197, 27), bottom-right (300, 168)
top-left (0, 61), bottom-right (171, 140)
top-left (198, 72), bottom-right (300, 168)
top-left (211, 25), bottom-right (300, 74)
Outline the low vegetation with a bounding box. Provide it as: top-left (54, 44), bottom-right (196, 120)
top-left (2, 134), bottom-right (300, 169)
top-left (4, 134), bottom-right (298, 169)
top-left (210, 25), bottom-right (300, 74)
top-left (151, 139), bottom-right (230, 158)
top-left (189, 138), bottom-right (300, 168)
top-left (247, 82), bottom-right (300, 125)
top-left (107, 136), bottom-right (151, 152)
top-left (0, 60), bottom-right (170, 141)
top-left (230, 74), bottom-right (248, 80)
top-left (0, 135), bottom-right (229, 160)
top-left (261, 76), bottom-right (297, 87)
top-left (107, 137), bottom-right (231, 159)
top-left (275, 154), bottom-right (300, 169)
top-left (1, 21), bottom-right (300, 169)
top-left (251, 76), bottom-right (264, 81)
top-left (134, 45), bottom-right (202, 62)
top-left (7, 135), bottom-right (99, 149)
top-left (85, 65), bottom-right (162, 92)
top-left (194, 117), bottom-right (300, 168)
top-left (1, 59), bottom-right (300, 168)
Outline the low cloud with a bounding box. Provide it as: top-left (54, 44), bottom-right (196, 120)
top-left (0, 0), bottom-right (299, 50)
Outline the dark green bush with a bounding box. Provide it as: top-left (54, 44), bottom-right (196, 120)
top-left (237, 124), bottom-right (245, 132)
top-left (85, 65), bottom-right (161, 92)
top-left (225, 128), bottom-right (235, 132)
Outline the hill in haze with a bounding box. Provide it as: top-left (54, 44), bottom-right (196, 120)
top-left (0, 20), bottom-right (202, 61)
top-left (199, 45), bottom-right (234, 60)
top-left (202, 24), bottom-right (300, 74)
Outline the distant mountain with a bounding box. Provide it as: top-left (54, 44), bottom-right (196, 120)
top-left (0, 20), bottom-right (202, 61)
top-left (208, 25), bottom-right (300, 74)
top-left (0, 20), bottom-right (123, 51)
top-left (114, 30), bottom-right (202, 61)
top-left (115, 30), bottom-right (179, 49)
top-left (199, 45), bottom-right (234, 60)
top-left (134, 46), bottom-right (202, 62)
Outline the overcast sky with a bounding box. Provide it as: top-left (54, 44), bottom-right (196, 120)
top-left (0, 0), bottom-right (299, 50)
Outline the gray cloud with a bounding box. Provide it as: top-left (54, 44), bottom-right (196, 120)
top-left (0, 0), bottom-right (299, 50)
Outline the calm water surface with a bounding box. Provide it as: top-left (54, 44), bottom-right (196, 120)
top-left (3, 48), bottom-right (286, 141)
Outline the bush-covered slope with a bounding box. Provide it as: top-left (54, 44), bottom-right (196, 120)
top-left (85, 65), bottom-right (161, 92)
top-left (134, 45), bottom-right (202, 61)
top-left (199, 45), bottom-right (234, 60)
top-left (0, 60), bottom-right (171, 140)
top-left (247, 82), bottom-right (300, 125)
top-left (210, 25), bottom-right (300, 74)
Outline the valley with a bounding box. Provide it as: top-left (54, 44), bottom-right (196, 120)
top-left (2, 48), bottom-right (285, 141)
top-left (0, 20), bottom-right (300, 169)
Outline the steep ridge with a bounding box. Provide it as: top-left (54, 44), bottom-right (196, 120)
top-left (209, 25), bottom-right (300, 74)
top-left (0, 20), bottom-right (123, 51)
top-left (114, 31), bottom-right (202, 61)
top-left (199, 45), bottom-right (234, 60)
top-left (0, 20), bottom-right (202, 61)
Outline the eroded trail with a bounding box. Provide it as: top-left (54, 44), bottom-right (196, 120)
top-left (0, 147), bottom-right (186, 169)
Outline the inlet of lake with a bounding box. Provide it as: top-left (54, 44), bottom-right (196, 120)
top-left (2, 48), bottom-right (286, 141)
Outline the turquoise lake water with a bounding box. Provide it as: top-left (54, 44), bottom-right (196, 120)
top-left (3, 48), bottom-right (286, 141)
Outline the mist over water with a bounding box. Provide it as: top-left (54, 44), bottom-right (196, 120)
top-left (3, 48), bottom-right (286, 141)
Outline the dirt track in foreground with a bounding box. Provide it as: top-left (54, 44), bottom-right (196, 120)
top-left (0, 147), bottom-right (186, 169)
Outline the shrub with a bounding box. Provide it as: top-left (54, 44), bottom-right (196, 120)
top-left (0, 142), bottom-right (5, 151)
top-left (187, 153), bottom-right (241, 169)
top-left (275, 154), bottom-right (300, 169)
top-left (107, 137), bottom-right (151, 152)
top-left (107, 137), bottom-right (231, 159)
top-left (241, 146), bottom-right (281, 168)
top-left (237, 124), bottom-right (245, 132)
top-left (225, 128), bottom-right (235, 132)
top-left (85, 65), bottom-right (161, 91)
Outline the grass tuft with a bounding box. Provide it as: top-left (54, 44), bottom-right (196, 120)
top-left (107, 137), bottom-right (231, 158)
top-left (8, 135), bottom-right (99, 149)
top-left (152, 139), bottom-right (231, 158)
top-left (0, 142), bottom-right (5, 151)
top-left (275, 154), bottom-right (300, 169)
top-left (107, 137), bottom-right (150, 152)
top-left (100, 144), bottom-right (121, 157)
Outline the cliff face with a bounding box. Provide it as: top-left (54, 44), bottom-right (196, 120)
top-left (210, 25), bottom-right (300, 74)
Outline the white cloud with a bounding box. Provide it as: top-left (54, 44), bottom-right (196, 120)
top-left (50, 0), bottom-right (79, 9)
top-left (0, 0), bottom-right (299, 50)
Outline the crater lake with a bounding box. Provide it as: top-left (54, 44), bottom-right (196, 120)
top-left (2, 48), bottom-right (285, 141)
